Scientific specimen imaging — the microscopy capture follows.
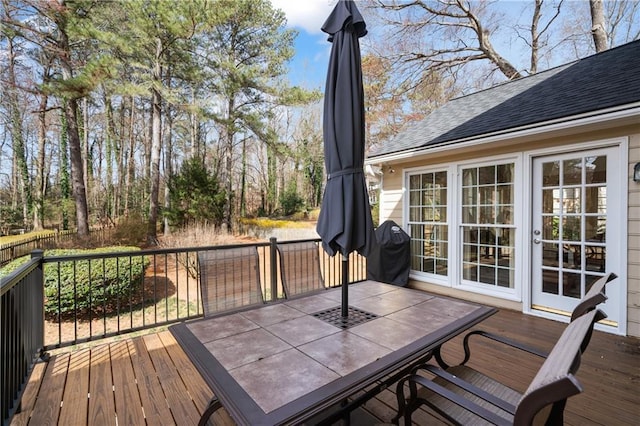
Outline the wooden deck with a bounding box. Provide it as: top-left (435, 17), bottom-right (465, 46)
top-left (11, 309), bottom-right (640, 425)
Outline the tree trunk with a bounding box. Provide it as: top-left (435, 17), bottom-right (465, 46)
top-left (222, 97), bottom-right (235, 232)
top-left (164, 105), bottom-right (174, 236)
top-left (65, 97), bottom-right (90, 236)
top-left (6, 35), bottom-right (31, 229)
top-left (60, 108), bottom-right (71, 230)
top-left (55, 9), bottom-right (90, 237)
top-left (33, 92), bottom-right (49, 231)
top-left (147, 38), bottom-right (163, 245)
top-left (124, 97), bottom-right (136, 217)
top-left (240, 135), bottom-right (247, 217)
top-left (590, 0), bottom-right (608, 52)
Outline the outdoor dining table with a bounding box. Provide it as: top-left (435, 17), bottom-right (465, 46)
top-left (169, 280), bottom-right (496, 425)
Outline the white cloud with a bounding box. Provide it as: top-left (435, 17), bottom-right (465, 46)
top-left (270, 0), bottom-right (337, 34)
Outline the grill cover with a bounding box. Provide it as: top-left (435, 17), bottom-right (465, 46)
top-left (366, 220), bottom-right (410, 286)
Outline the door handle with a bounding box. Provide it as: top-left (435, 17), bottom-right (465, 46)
top-left (533, 238), bottom-right (541, 244)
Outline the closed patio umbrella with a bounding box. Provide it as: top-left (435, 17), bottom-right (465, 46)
top-left (316, 0), bottom-right (375, 317)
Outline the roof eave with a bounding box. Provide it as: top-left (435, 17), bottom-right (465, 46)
top-left (366, 103), bottom-right (640, 165)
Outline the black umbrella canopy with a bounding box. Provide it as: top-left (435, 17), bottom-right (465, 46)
top-left (316, 0), bottom-right (374, 260)
top-left (316, 0), bottom-right (375, 317)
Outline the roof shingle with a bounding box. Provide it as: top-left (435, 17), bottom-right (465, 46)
top-left (369, 40), bottom-right (640, 158)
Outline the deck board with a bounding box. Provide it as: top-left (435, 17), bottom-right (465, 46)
top-left (127, 338), bottom-right (175, 425)
top-left (88, 344), bottom-right (115, 425)
top-left (10, 308), bottom-right (640, 425)
top-left (58, 350), bottom-right (90, 425)
top-left (111, 340), bottom-right (146, 425)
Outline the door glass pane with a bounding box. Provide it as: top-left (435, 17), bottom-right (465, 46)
top-left (542, 242), bottom-right (559, 267)
top-left (542, 161), bottom-right (560, 186)
top-left (563, 158), bottom-right (582, 185)
top-left (542, 216), bottom-right (558, 240)
top-left (562, 188), bottom-right (581, 213)
top-left (562, 217), bottom-right (581, 241)
top-left (585, 246), bottom-right (605, 272)
top-left (585, 156), bottom-right (606, 184)
top-left (585, 216), bottom-right (605, 241)
top-left (562, 272), bottom-right (581, 298)
top-left (562, 244), bottom-right (581, 270)
top-left (542, 270), bottom-right (560, 294)
top-left (542, 189), bottom-right (559, 214)
top-left (585, 186), bottom-right (606, 213)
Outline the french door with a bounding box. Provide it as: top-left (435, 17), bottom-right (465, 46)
top-left (531, 147), bottom-right (622, 327)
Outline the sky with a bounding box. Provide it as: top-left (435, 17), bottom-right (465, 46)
top-left (270, 0), bottom-right (339, 89)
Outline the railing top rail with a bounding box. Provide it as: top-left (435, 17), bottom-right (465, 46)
top-left (0, 255), bottom-right (42, 297)
top-left (40, 241), bottom-right (273, 263)
top-left (40, 238), bottom-right (324, 263)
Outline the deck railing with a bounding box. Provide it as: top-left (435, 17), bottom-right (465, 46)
top-left (1, 238), bottom-right (366, 426)
top-left (1, 251), bottom-right (46, 426)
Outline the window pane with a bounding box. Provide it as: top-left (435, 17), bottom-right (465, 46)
top-left (409, 175), bottom-right (421, 189)
top-left (497, 163), bottom-right (513, 184)
top-left (496, 206), bottom-right (512, 225)
top-left (408, 171), bottom-right (448, 277)
top-left (479, 186), bottom-right (494, 204)
top-left (463, 263), bottom-right (477, 281)
top-left (479, 166), bottom-right (495, 185)
top-left (460, 163), bottom-right (514, 289)
top-left (462, 168), bottom-right (477, 186)
top-left (496, 184), bottom-right (512, 204)
top-left (480, 206), bottom-right (494, 223)
top-left (462, 187), bottom-right (476, 205)
top-left (435, 171), bottom-right (447, 186)
top-left (462, 206), bottom-right (477, 224)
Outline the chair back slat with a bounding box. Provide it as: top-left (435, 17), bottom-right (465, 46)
top-left (198, 246), bottom-right (263, 316)
top-left (277, 241), bottom-right (325, 298)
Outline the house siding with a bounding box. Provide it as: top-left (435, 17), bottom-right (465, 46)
top-left (628, 133), bottom-right (640, 337)
top-left (375, 124), bottom-right (640, 337)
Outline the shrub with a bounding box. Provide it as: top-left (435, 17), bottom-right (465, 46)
top-left (279, 187), bottom-right (305, 216)
top-left (164, 158), bottom-right (227, 227)
top-left (42, 247), bottom-right (149, 318)
top-left (112, 214), bottom-right (148, 246)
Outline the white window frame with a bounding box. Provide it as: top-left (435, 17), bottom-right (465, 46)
top-left (404, 154), bottom-right (524, 301)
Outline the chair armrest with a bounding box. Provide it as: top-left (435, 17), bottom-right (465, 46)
top-left (405, 373), bottom-right (512, 426)
top-left (459, 330), bottom-right (548, 365)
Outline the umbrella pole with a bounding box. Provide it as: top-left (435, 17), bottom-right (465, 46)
top-left (342, 253), bottom-right (349, 317)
